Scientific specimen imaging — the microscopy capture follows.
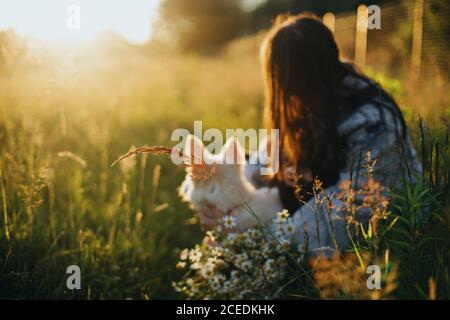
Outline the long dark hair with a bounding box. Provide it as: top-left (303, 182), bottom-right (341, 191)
top-left (261, 14), bottom-right (345, 196)
top-left (260, 13), bottom-right (405, 209)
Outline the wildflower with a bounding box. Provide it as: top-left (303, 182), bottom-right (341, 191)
top-left (243, 238), bottom-right (256, 248)
top-left (261, 246), bottom-right (271, 259)
top-left (238, 232), bottom-right (248, 242)
top-left (277, 209), bottom-right (289, 220)
top-left (190, 261), bottom-right (203, 270)
top-left (274, 210), bottom-right (290, 227)
top-left (180, 249), bottom-right (189, 261)
top-left (234, 253), bottom-right (247, 264)
top-left (206, 230), bottom-right (217, 242)
top-left (226, 232), bottom-right (238, 243)
top-left (284, 220), bottom-right (295, 235)
top-left (186, 278), bottom-right (194, 287)
top-left (176, 261), bottom-right (186, 269)
top-left (249, 249), bottom-right (259, 258)
top-left (214, 258), bottom-right (227, 270)
top-left (172, 281), bottom-right (182, 292)
top-left (222, 215), bottom-right (237, 229)
top-left (234, 253), bottom-right (251, 271)
top-left (176, 214), bottom-right (296, 299)
top-left (207, 256), bottom-right (218, 265)
top-left (230, 270), bottom-right (240, 279)
top-left (211, 246), bottom-right (223, 257)
top-left (189, 248), bottom-right (202, 263)
top-left (240, 260), bottom-right (252, 272)
top-left (222, 281), bottom-right (232, 293)
top-left (298, 244), bottom-right (306, 254)
top-left (209, 276), bottom-right (221, 291)
top-left (248, 228), bottom-right (262, 239)
top-left (222, 247), bottom-right (233, 262)
top-left (200, 265), bottom-right (215, 279)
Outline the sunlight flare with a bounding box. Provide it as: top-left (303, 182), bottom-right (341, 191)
top-left (0, 0), bottom-right (160, 44)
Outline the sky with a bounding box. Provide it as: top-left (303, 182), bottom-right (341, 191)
top-left (0, 0), bottom-right (161, 44)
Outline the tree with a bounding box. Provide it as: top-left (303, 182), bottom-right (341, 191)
top-left (155, 0), bottom-right (246, 53)
top-left (249, 0), bottom-right (391, 31)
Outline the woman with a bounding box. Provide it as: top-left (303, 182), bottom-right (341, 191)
top-left (199, 13), bottom-right (421, 252)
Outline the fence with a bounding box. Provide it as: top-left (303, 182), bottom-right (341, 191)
top-left (323, 0), bottom-right (450, 85)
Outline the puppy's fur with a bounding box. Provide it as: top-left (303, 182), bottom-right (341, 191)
top-left (178, 135), bottom-right (282, 230)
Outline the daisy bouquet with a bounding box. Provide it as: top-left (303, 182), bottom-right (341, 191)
top-left (173, 210), bottom-right (307, 299)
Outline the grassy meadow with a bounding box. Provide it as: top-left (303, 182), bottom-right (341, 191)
top-left (0, 33), bottom-right (449, 299)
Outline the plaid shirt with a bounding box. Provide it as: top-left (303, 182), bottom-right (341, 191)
top-left (246, 74), bottom-right (422, 253)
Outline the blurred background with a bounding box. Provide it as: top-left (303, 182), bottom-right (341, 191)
top-left (0, 0), bottom-right (448, 299)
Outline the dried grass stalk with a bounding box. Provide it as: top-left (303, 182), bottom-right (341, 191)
top-left (111, 146), bottom-right (215, 180)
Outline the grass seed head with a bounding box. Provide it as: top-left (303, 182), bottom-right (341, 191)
top-left (111, 145), bottom-right (215, 180)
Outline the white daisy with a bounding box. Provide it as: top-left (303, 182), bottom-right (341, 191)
top-left (240, 260), bottom-right (252, 272)
top-left (180, 248), bottom-right (189, 261)
top-left (222, 281), bottom-right (232, 293)
top-left (200, 265), bottom-right (214, 279)
top-left (230, 270), bottom-right (240, 279)
top-left (211, 246), bottom-right (223, 257)
top-left (284, 220), bottom-right (295, 234)
top-left (222, 215), bottom-right (237, 229)
top-left (298, 244), bottom-right (306, 253)
top-left (206, 230), bottom-right (217, 242)
top-left (209, 276), bottom-right (222, 291)
top-left (240, 235), bottom-right (253, 246)
top-left (186, 278), bottom-right (194, 286)
top-left (261, 246), bottom-right (271, 258)
top-left (207, 256), bottom-right (218, 265)
top-left (225, 232), bottom-right (238, 242)
top-left (277, 209), bottom-right (290, 220)
top-left (189, 248), bottom-right (202, 263)
top-left (248, 228), bottom-right (262, 239)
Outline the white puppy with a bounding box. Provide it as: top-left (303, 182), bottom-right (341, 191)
top-left (178, 135), bottom-right (282, 231)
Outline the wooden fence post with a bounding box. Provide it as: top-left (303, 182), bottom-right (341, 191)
top-left (323, 12), bottom-right (336, 33)
top-left (411, 0), bottom-right (424, 82)
top-left (355, 4), bottom-right (368, 68)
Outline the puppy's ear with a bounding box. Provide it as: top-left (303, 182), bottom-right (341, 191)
top-left (222, 137), bottom-right (245, 165)
top-left (184, 135), bottom-right (205, 165)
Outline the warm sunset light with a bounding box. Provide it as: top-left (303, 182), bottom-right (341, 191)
top-left (0, 0), bottom-right (448, 303)
top-left (0, 0), bottom-right (160, 44)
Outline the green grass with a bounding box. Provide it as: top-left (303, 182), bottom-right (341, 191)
top-left (386, 122), bottom-right (450, 299)
top-left (0, 39), bottom-right (262, 299)
top-left (0, 35), bottom-right (449, 299)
